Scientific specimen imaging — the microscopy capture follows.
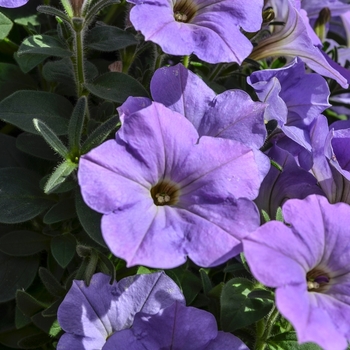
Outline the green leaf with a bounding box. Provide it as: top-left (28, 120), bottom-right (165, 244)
top-left (247, 289), bottom-right (275, 301)
top-left (75, 189), bottom-right (106, 247)
top-left (0, 134), bottom-right (31, 168)
top-left (31, 313), bottom-right (57, 335)
top-left (0, 168), bottom-right (53, 224)
top-left (0, 325), bottom-right (43, 349)
top-left (0, 12), bottom-right (13, 40)
top-left (86, 24), bottom-right (137, 51)
top-left (275, 206), bottom-right (284, 222)
top-left (268, 332), bottom-right (322, 350)
top-left (37, 5), bottom-right (72, 24)
top-left (220, 277), bottom-right (273, 332)
top-left (16, 290), bottom-right (46, 318)
top-left (17, 34), bottom-right (72, 58)
top-left (84, 0), bottom-right (120, 24)
top-left (0, 231), bottom-right (49, 256)
top-left (84, 72), bottom-right (149, 103)
top-left (42, 299), bottom-right (61, 317)
top-left (261, 209), bottom-right (271, 223)
top-left (68, 96), bottom-right (86, 151)
top-left (17, 332), bottom-right (51, 349)
top-left (15, 305), bottom-right (32, 329)
top-left (0, 91), bottom-right (72, 135)
top-left (0, 252), bottom-right (39, 302)
top-left (166, 267), bottom-right (202, 305)
top-left (0, 63), bottom-right (37, 101)
top-left (223, 262), bottom-right (247, 275)
top-left (39, 267), bottom-right (66, 297)
top-left (44, 160), bottom-right (77, 194)
top-left (16, 132), bottom-right (59, 161)
top-left (43, 197), bottom-right (77, 224)
top-left (199, 268), bottom-right (212, 296)
top-left (14, 51), bottom-right (48, 74)
top-left (81, 115), bottom-right (119, 154)
top-left (49, 319), bottom-right (61, 337)
top-left (51, 234), bottom-right (76, 268)
top-left (33, 119), bottom-right (68, 158)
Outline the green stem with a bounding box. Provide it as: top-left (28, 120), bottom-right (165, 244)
top-left (74, 29), bottom-right (86, 98)
top-left (208, 63), bottom-right (224, 81)
top-left (255, 306), bottom-right (280, 350)
top-left (182, 55), bottom-right (190, 68)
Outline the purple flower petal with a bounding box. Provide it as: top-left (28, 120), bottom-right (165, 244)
top-left (57, 272), bottom-right (185, 349)
top-left (0, 0), bottom-right (28, 7)
top-left (103, 301), bottom-right (249, 350)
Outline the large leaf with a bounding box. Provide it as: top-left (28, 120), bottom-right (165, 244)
top-left (0, 168), bottom-right (53, 224)
top-left (0, 91), bottom-right (72, 135)
top-left (220, 277), bottom-right (273, 332)
top-left (85, 24), bottom-right (137, 51)
top-left (17, 34), bottom-right (72, 58)
top-left (0, 231), bottom-right (49, 256)
top-left (0, 252), bottom-right (39, 302)
top-left (85, 72), bottom-right (149, 103)
top-left (43, 197), bottom-right (77, 224)
top-left (0, 63), bottom-right (37, 101)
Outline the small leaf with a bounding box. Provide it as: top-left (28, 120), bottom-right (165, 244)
top-left (37, 5), bottom-right (71, 24)
top-left (275, 207), bottom-right (284, 222)
top-left (271, 159), bottom-right (283, 172)
top-left (0, 91), bottom-right (72, 135)
top-left (43, 197), bottom-right (77, 224)
top-left (84, 72), bottom-right (149, 103)
top-left (0, 252), bottom-right (39, 302)
top-left (268, 332), bottom-right (323, 350)
top-left (85, 24), bottom-right (137, 52)
top-left (14, 51), bottom-right (48, 74)
top-left (51, 234), bottom-right (76, 268)
top-left (0, 168), bottom-right (53, 224)
top-left (75, 189), bottom-right (106, 247)
top-left (0, 231), bottom-right (49, 256)
top-left (199, 268), bottom-right (212, 296)
top-left (16, 290), bottom-right (46, 318)
top-left (220, 277), bottom-right (273, 332)
top-left (0, 12), bottom-right (13, 40)
top-left (48, 319), bottom-right (61, 337)
top-left (247, 289), bottom-right (275, 301)
top-left (33, 119), bottom-right (68, 158)
top-left (44, 160), bottom-right (77, 194)
top-left (68, 96), bottom-right (86, 151)
top-left (39, 267), bottom-right (66, 297)
top-left (81, 115), bottom-right (119, 154)
top-left (261, 209), bottom-right (271, 223)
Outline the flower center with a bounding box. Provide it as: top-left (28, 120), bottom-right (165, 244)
top-left (306, 267), bottom-right (330, 293)
top-left (150, 179), bottom-right (180, 206)
top-left (173, 0), bottom-right (197, 23)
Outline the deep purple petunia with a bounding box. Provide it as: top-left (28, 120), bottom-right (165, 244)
top-left (78, 99), bottom-right (270, 268)
top-left (151, 63), bottom-right (267, 149)
top-left (104, 301), bottom-right (249, 350)
top-left (57, 272), bottom-right (185, 349)
top-left (243, 194), bottom-right (350, 350)
top-left (0, 0), bottom-right (28, 7)
top-left (127, 0), bottom-right (264, 64)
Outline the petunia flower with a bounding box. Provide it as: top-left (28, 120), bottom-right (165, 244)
top-left (104, 301), bottom-right (249, 350)
top-left (0, 0), bottom-right (28, 7)
top-left (250, 0), bottom-right (349, 88)
top-left (243, 194), bottom-right (350, 350)
top-left (127, 0), bottom-right (264, 64)
top-left (57, 272), bottom-right (185, 349)
top-left (247, 57), bottom-right (330, 151)
top-left (78, 99), bottom-right (270, 268)
top-left (150, 63), bottom-right (267, 149)
top-left (254, 145), bottom-right (325, 221)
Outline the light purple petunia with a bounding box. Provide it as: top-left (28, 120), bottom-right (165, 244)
top-left (250, 0), bottom-right (349, 88)
top-left (78, 99), bottom-right (270, 268)
top-left (127, 0), bottom-right (264, 64)
top-left (248, 57), bottom-right (330, 151)
top-left (104, 301), bottom-right (249, 350)
top-left (151, 63), bottom-right (267, 149)
top-left (310, 114), bottom-right (350, 204)
top-left (0, 0), bottom-right (28, 7)
top-left (57, 272), bottom-right (185, 350)
top-left (243, 194), bottom-right (350, 350)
